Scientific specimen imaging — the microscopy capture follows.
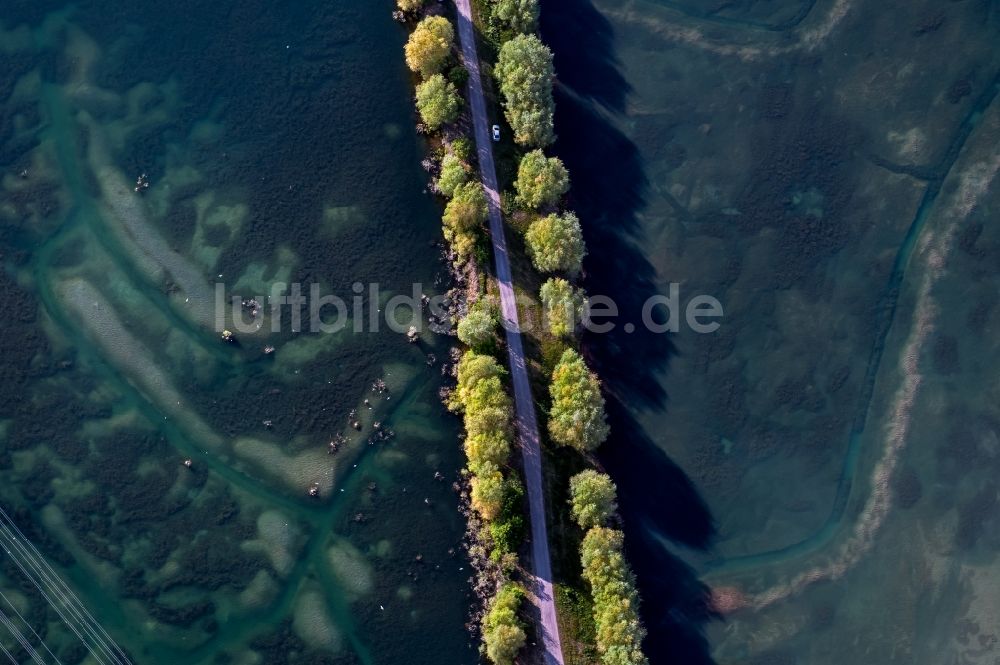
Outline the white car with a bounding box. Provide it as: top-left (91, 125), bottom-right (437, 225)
top-left (491, 125), bottom-right (500, 142)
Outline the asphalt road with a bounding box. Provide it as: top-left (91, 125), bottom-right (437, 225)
top-left (451, 2), bottom-right (565, 663)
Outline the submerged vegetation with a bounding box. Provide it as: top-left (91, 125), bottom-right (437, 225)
top-left (0, 1), bottom-right (482, 661)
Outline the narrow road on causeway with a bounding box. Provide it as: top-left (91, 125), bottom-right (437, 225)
top-left (451, 2), bottom-right (565, 663)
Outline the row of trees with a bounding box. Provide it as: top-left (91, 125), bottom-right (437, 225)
top-left (451, 352), bottom-right (516, 520)
top-left (450, 350), bottom-right (526, 661)
top-left (399, 7), bottom-right (528, 665)
top-left (403, 12), bottom-right (487, 265)
top-left (487, 4), bottom-right (651, 663)
top-left (581, 528), bottom-right (649, 665)
top-left (570, 472), bottom-right (648, 664)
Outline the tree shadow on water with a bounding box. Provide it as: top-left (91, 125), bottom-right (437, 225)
top-left (602, 401), bottom-right (719, 664)
top-left (540, 0), bottom-right (631, 114)
top-left (542, 2), bottom-right (720, 663)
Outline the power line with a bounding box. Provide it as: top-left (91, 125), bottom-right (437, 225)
top-left (0, 508), bottom-right (131, 665)
top-left (0, 589), bottom-right (62, 665)
top-left (0, 605), bottom-right (46, 665)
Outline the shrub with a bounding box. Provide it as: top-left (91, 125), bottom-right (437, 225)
top-left (495, 34), bottom-right (555, 147)
top-left (415, 74), bottom-right (461, 129)
top-left (466, 403), bottom-right (513, 441)
top-left (490, 514), bottom-right (525, 557)
top-left (464, 373), bottom-right (511, 415)
top-left (405, 16), bottom-right (454, 77)
top-left (525, 211), bottom-right (586, 274)
top-left (569, 470), bottom-right (617, 529)
top-left (453, 137), bottom-right (474, 163)
top-left (447, 63), bottom-right (470, 88)
top-left (489, 477), bottom-right (525, 556)
top-left (549, 348), bottom-right (609, 451)
top-left (463, 376), bottom-right (513, 444)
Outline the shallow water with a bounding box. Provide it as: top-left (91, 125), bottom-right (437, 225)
top-left (542, 0), bottom-right (1000, 662)
top-left (0, 2), bottom-right (473, 663)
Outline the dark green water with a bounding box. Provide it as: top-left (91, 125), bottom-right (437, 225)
top-left (543, 0), bottom-right (1000, 663)
top-left (0, 2), bottom-right (473, 663)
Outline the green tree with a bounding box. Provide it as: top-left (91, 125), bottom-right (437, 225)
top-left (465, 375), bottom-right (511, 414)
top-left (465, 431), bottom-right (511, 473)
top-left (514, 149), bottom-right (569, 209)
top-left (443, 181), bottom-right (487, 259)
top-left (494, 0), bottom-right (539, 33)
top-left (569, 470), bottom-right (618, 529)
top-left (482, 584), bottom-right (527, 665)
top-left (463, 375), bottom-right (513, 445)
top-left (580, 527), bottom-right (649, 665)
top-left (451, 351), bottom-right (506, 411)
top-left (549, 348), bottom-right (609, 451)
top-left (457, 298), bottom-right (497, 348)
top-left (405, 16), bottom-right (454, 77)
top-left (438, 153), bottom-right (469, 198)
top-left (471, 462), bottom-right (506, 520)
top-left (495, 34), bottom-right (555, 147)
top-left (415, 74), bottom-right (461, 129)
top-left (397, 0), bottom-right (425, 12)
top-left (540, 277), bottom-right (585, 338)
top-left (466, 403), bottom-right (513, 441)
top-left (525, 211), bottom-right (586, 274)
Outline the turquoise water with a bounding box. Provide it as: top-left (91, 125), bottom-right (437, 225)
top-left (0, 2), bottom-right (473, 663)
top-left (543, 0), bottom-right (1000, 662)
